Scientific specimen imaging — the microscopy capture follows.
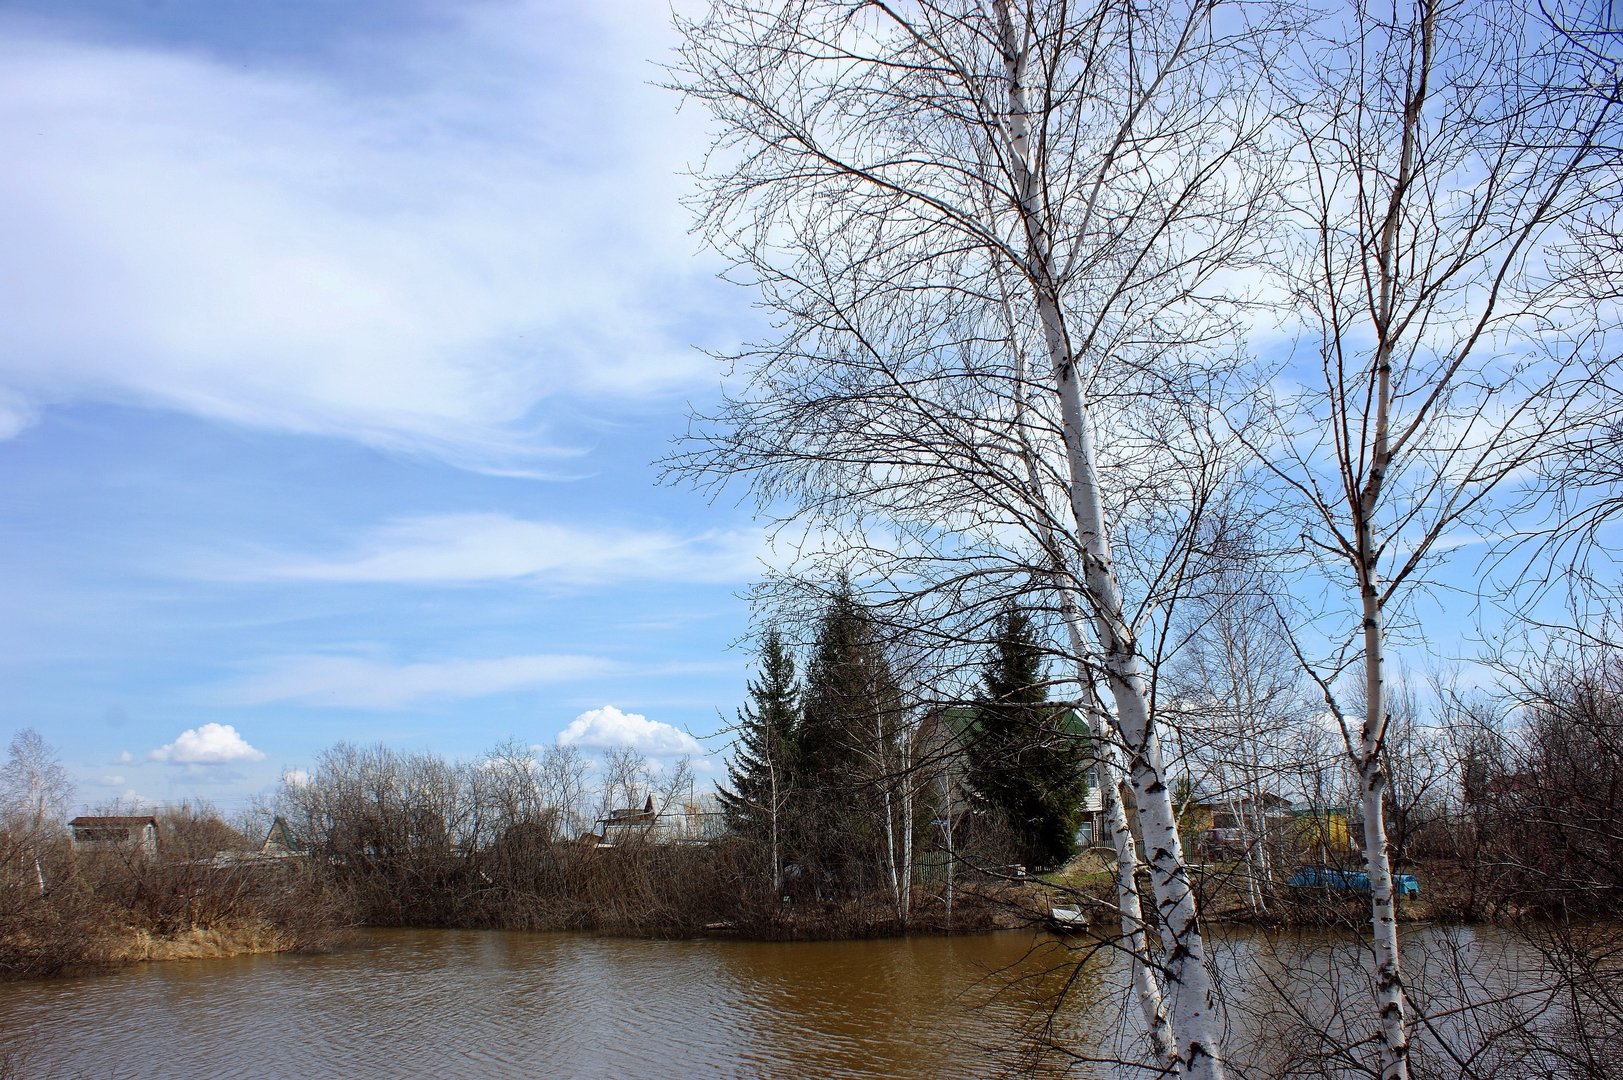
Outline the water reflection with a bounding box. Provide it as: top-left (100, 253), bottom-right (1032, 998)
top-left (0, 925), bottom-right (1557, 1079)
top-left (0, 929), bottom-right (1118, 1079)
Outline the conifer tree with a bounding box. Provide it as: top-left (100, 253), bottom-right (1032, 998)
top-left (967, 604), bottom-right (1088, 869)
top-left (717, 628), bottom-right (798, 892)
top-left (796, 581), bottom-right (906, 896)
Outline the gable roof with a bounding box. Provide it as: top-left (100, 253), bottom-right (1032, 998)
top-left (261, 815), bottom-right (306, 854)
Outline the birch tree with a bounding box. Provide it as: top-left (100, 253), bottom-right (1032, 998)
top-left (1260, 2), bottom-right (1622, 1075)
top-left (673, 2), bottom-right (1290, 1072)
top-left (1165, 568), bottom-right (1315, 915)
top-left (1, 728), bottom-right (73, 900)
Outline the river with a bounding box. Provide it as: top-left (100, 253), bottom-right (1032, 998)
top-left (0, 925), bottom-right (1577, 1078)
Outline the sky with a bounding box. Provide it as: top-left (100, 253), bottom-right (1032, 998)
top-left (4, 0), bottom-right (1612, 820)
top-left (0, 0), bottom-right (770, 814)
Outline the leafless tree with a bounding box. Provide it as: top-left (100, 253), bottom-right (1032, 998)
top-left (1256, 1), bottom-right (1623, 1074)
top-left (1164, 565), bottom-right (1320, 916)
top-left (0, 728), bottom-right (73, 900)
top-left (670, 2), bottom-right (1300, 1069)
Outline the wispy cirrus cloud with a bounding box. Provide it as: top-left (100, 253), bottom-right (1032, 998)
top-left (208, 513), bottom-right (764, 587)
top-left (208, 651), bottom-right (617, 710)
top-left (0, 1), bottom-right (724, 469)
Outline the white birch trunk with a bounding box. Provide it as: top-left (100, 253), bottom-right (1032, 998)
top-left (882, 780), bottom-right (902, 919)
top-left (1344, 7), bottom-right (1428, 1069)
top-left (770, 755), bottom-right (783, 896)
top-left (1356, 563), bottom-right (1409, 1079)
top-left (900, 774), bottom-right (913, 919)
top-left (940, 770), bottom-right (955, 930)
top-left (994, 4), bottom-right (1222, 1072)
top-left (1003, 255), bottom-right (1173, 1061)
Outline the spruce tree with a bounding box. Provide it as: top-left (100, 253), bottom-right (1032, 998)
top-left (717, 628), bottom-right (799, 892)
top-left (967, 603), bottom-right (1088, 868)
top-left (795, 581), bottom-right (904, 892)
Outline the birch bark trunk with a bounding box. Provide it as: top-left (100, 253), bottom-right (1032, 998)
top-left (994, 4), bottom-right (1223, 1073)
top-left (1002, 258), bottom-right (1173, 1062)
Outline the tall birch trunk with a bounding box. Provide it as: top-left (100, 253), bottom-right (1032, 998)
top-left (994, 4), bottom-right (1222, 1073)
top-left (1356, 591), bottom-right (1408, 1079)
top-left (882, 780), bottom-right (902, 918)
top-left (900, 773), bottom-right (913, 919)
top-left (770, 756), bottom-right (782, 895)
top-left (1003, 256), bottom-right (1173, 1062)
top-left (1341, 7), bottom-right (1433, 1073)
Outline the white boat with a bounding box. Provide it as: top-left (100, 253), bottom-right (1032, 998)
top-left (1048, 905), bottom-right (1087, 929)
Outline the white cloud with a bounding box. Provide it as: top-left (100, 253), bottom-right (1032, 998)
top-left (281, 769), bottom-right (311, 789)
top-left (209, 651), bottom-right (616, 709)
top-left (99, 774), bottom-right (125, 787)
top-left (558, 705), bottom-right (700, 756)
top-left (0, 388), bottom-right (38, 440)
top-left (0, 2), bottom-right (728, 465)
top-left (149, 722), bottom-right (266, 765)
top-left (218, 513), bottom-right (763, 587)
top-left (114, 751), bottom-right (133, 764)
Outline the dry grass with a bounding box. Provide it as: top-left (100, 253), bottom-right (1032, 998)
top-left (106, 922), bottom-right (296, 965)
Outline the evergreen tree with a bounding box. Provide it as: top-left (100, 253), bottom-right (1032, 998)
top-left (717, 628), bottom-right (799, 852)
top-left (966, 604), bottom-right (1088, 868)
top-left (794, 581), bottom-right (905, 893)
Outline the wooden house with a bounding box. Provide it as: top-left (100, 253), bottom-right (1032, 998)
top-left (69, 815), bottom-right (159, 859)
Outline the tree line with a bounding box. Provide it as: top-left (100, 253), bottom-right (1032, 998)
top-left (716, 584), bottom-right (1090, 920)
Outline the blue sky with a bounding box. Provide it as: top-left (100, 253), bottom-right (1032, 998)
top-left (1, 0), bottom-right (769, 812)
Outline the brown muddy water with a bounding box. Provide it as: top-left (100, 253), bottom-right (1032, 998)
top-left (0, 925), bottom-right (1562, 1079)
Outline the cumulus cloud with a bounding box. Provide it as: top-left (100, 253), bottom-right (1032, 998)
top-left (149, 722), bottom-right (266, 764)
top-left (281, 769), bottom-right (311, 789)
top-left (0, 2), bottom-right (728, 466)
top-left (217, 513), bottom-right (763, 587)
top-left (209, 651), bottom-right (616, 709)
top-left (557, 705), bottom-right (700, 756)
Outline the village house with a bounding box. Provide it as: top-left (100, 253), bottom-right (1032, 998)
top-left (259, 815), bottom-right (306, 858)
top-left (592, 794), bottom-right (715, 847)
top-left (1186, 790), bottom-right (1299, 852)
top-left (69, 815), bottom-right (159, 859)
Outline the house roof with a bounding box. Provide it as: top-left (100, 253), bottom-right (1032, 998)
top-left (70, 816), bottom-right (157, 828)
top-left (933, 704), bottom-right (1092, 743)
top-left (261, 815), bottom-right (306, 853)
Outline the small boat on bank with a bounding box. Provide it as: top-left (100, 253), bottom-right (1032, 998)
top-left (1048, 905), bottom-right (1088, 930)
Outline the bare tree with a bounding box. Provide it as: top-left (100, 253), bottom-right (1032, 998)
top-left (1165, 565), bottom-right (1319, 916)
top-left (0, 729), bottom-right (73, 899)
top-left (600, 745), bottom-right (654, 822)
top-left (671, 2), bottom-right (1300, 1070)
top-left (1257, 2), bottom-right (1623, 1074)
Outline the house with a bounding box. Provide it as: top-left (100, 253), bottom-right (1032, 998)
top-left (69, 815), bottom-right (159, 859)
top-left (259, 815), bottom-right (306, 858)
top-left (593, 794), bottom-right (715, 846)
top-left (1187, 790), bottom-right (1298, 852)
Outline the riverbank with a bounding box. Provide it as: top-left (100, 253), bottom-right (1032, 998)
top-left (2, 845), bottom-right (1588, 985)
top-left (1, 849), bottom-right (350, 981)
